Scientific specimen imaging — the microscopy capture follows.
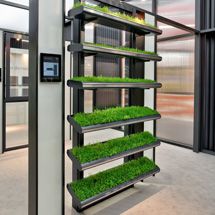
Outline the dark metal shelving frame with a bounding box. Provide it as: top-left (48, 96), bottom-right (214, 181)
top-left (68, 0), bottom-right (162, 211)
top-left (67, 79), bottom-right (162, 89)
top-left (68, 43), bottom-right (162, 61)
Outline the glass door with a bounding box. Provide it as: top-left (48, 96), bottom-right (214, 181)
top-left (3, 32), bottom-right (29, 151)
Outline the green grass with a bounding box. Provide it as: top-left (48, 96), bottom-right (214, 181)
top-left (73, 106), bottom-right (159, 127)
top-left (84, 42), bottom-right (157, 56)
top-left (73, 3), bottom-right (157, 29)
top-left (71, 76), bottom-right (155, 84)
top-left (71, 131), bottom-right (157, 164)
top-left (69, 156), bottom-right (158, 201)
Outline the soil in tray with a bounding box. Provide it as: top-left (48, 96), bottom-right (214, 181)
top-left (70, 131), bottom-right (157, 164)
top-left (73, 106), bottom-right (159, 127)
top-left (73, 3), bottom-right (157, 30)
top-left (84, 42), bottom-right (157, 56)
top-left (68, 156), bottom-right (158, 202)
top-left (71, 76), bottom-right (156, 84)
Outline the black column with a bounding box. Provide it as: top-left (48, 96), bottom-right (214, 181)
top-left (194, 0), bottom-right (215, 154)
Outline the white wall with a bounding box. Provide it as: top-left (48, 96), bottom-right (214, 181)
top-left (37, 0), bottom-right (63, 214)
top-left (65, 0), bottom-right (74, 15)
top-left (0, 31), bottom-right (3, 153)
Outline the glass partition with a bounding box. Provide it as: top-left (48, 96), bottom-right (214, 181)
top-left (157, 36), bottom-right (195, 146)
top-left (10, 48), bottom-right (29, 97)
top-left (5, 34), bottom-right (29, 100)
top-left (158, 0), bottom-right (195, 27)
top-left (6, 102), bottom-right (28, 148)
top-left (158, 22), bottom-right (189, 39)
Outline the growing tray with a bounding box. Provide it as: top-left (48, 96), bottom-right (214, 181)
top-left (68, 43), bottom-right (162, 62)
top-left (67, 166), bottom-right (160, 211)
top-left (68, 6), bottom-right (162, 35)
top-left (67, 114), bottom-right (161, 134)
top-left (67, 79), bottom-right (162, 90)
top-left (67, 140), bottom-right (160, 170)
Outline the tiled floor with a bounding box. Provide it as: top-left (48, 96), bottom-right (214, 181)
top-left (1, 137), bottom-right (215, 215)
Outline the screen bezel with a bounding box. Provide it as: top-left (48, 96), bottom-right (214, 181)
top-left (40, 53), bottom-right (61, 82)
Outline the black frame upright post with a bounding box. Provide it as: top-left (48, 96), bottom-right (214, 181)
top-left (193, 0), bottom-right (215, 154)
top-left (72, 17), bottom-right (85, 182)
top-left (193, 0), bottom-right (202, 153)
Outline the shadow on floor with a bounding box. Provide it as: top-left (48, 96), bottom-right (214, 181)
top-left (69, 182), bottom-right (165, 215)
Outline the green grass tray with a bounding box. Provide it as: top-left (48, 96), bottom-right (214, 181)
top-left (68, 131), bottom-right (160, 170)
top-left (67, 157), bottom-right (160, 211)
top-left (67, 106), bottom-right (161, 133)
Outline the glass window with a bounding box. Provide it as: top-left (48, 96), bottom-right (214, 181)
top-left (157, 36), bottom-right (195, 146)
top-left (0, 5), bottom-right (29, 32)
top-left (158, 0), bottom-right (195, 27)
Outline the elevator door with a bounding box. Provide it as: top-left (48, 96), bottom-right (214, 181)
top-left (3, 32), bottom-right (29, 152)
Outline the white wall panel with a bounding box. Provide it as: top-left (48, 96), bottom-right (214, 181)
top-left (38, 0), bottom-right (63, 214)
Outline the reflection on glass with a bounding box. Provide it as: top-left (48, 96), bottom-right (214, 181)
top-left (157, 37), bottom-right (194, 146)
top-left (6, 102), bottom-right (28, 148)
top-left (158, 22), bottom-right (189, 39)
top-left (10, 48), bottom-right (29, 97)
top-left (128, 0), bottom-right (152, 12)
top-left (158, 0), bottom-right (195, 27)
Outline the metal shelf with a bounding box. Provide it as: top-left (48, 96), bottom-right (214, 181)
top-left (67, 114), bottom-right (161, 134)
top-left (67, 166), bottom-right (160, 211)
top-left (68, 43), bottom-right (162, 62)
top-left (68, 1), bottom-right (162, 212)
top-left (67, 140), bottom-right (160, 171)
top-left (67, 80), bottom-right (162, 89)
top-left (68, 6), bottom-right (162, 35)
